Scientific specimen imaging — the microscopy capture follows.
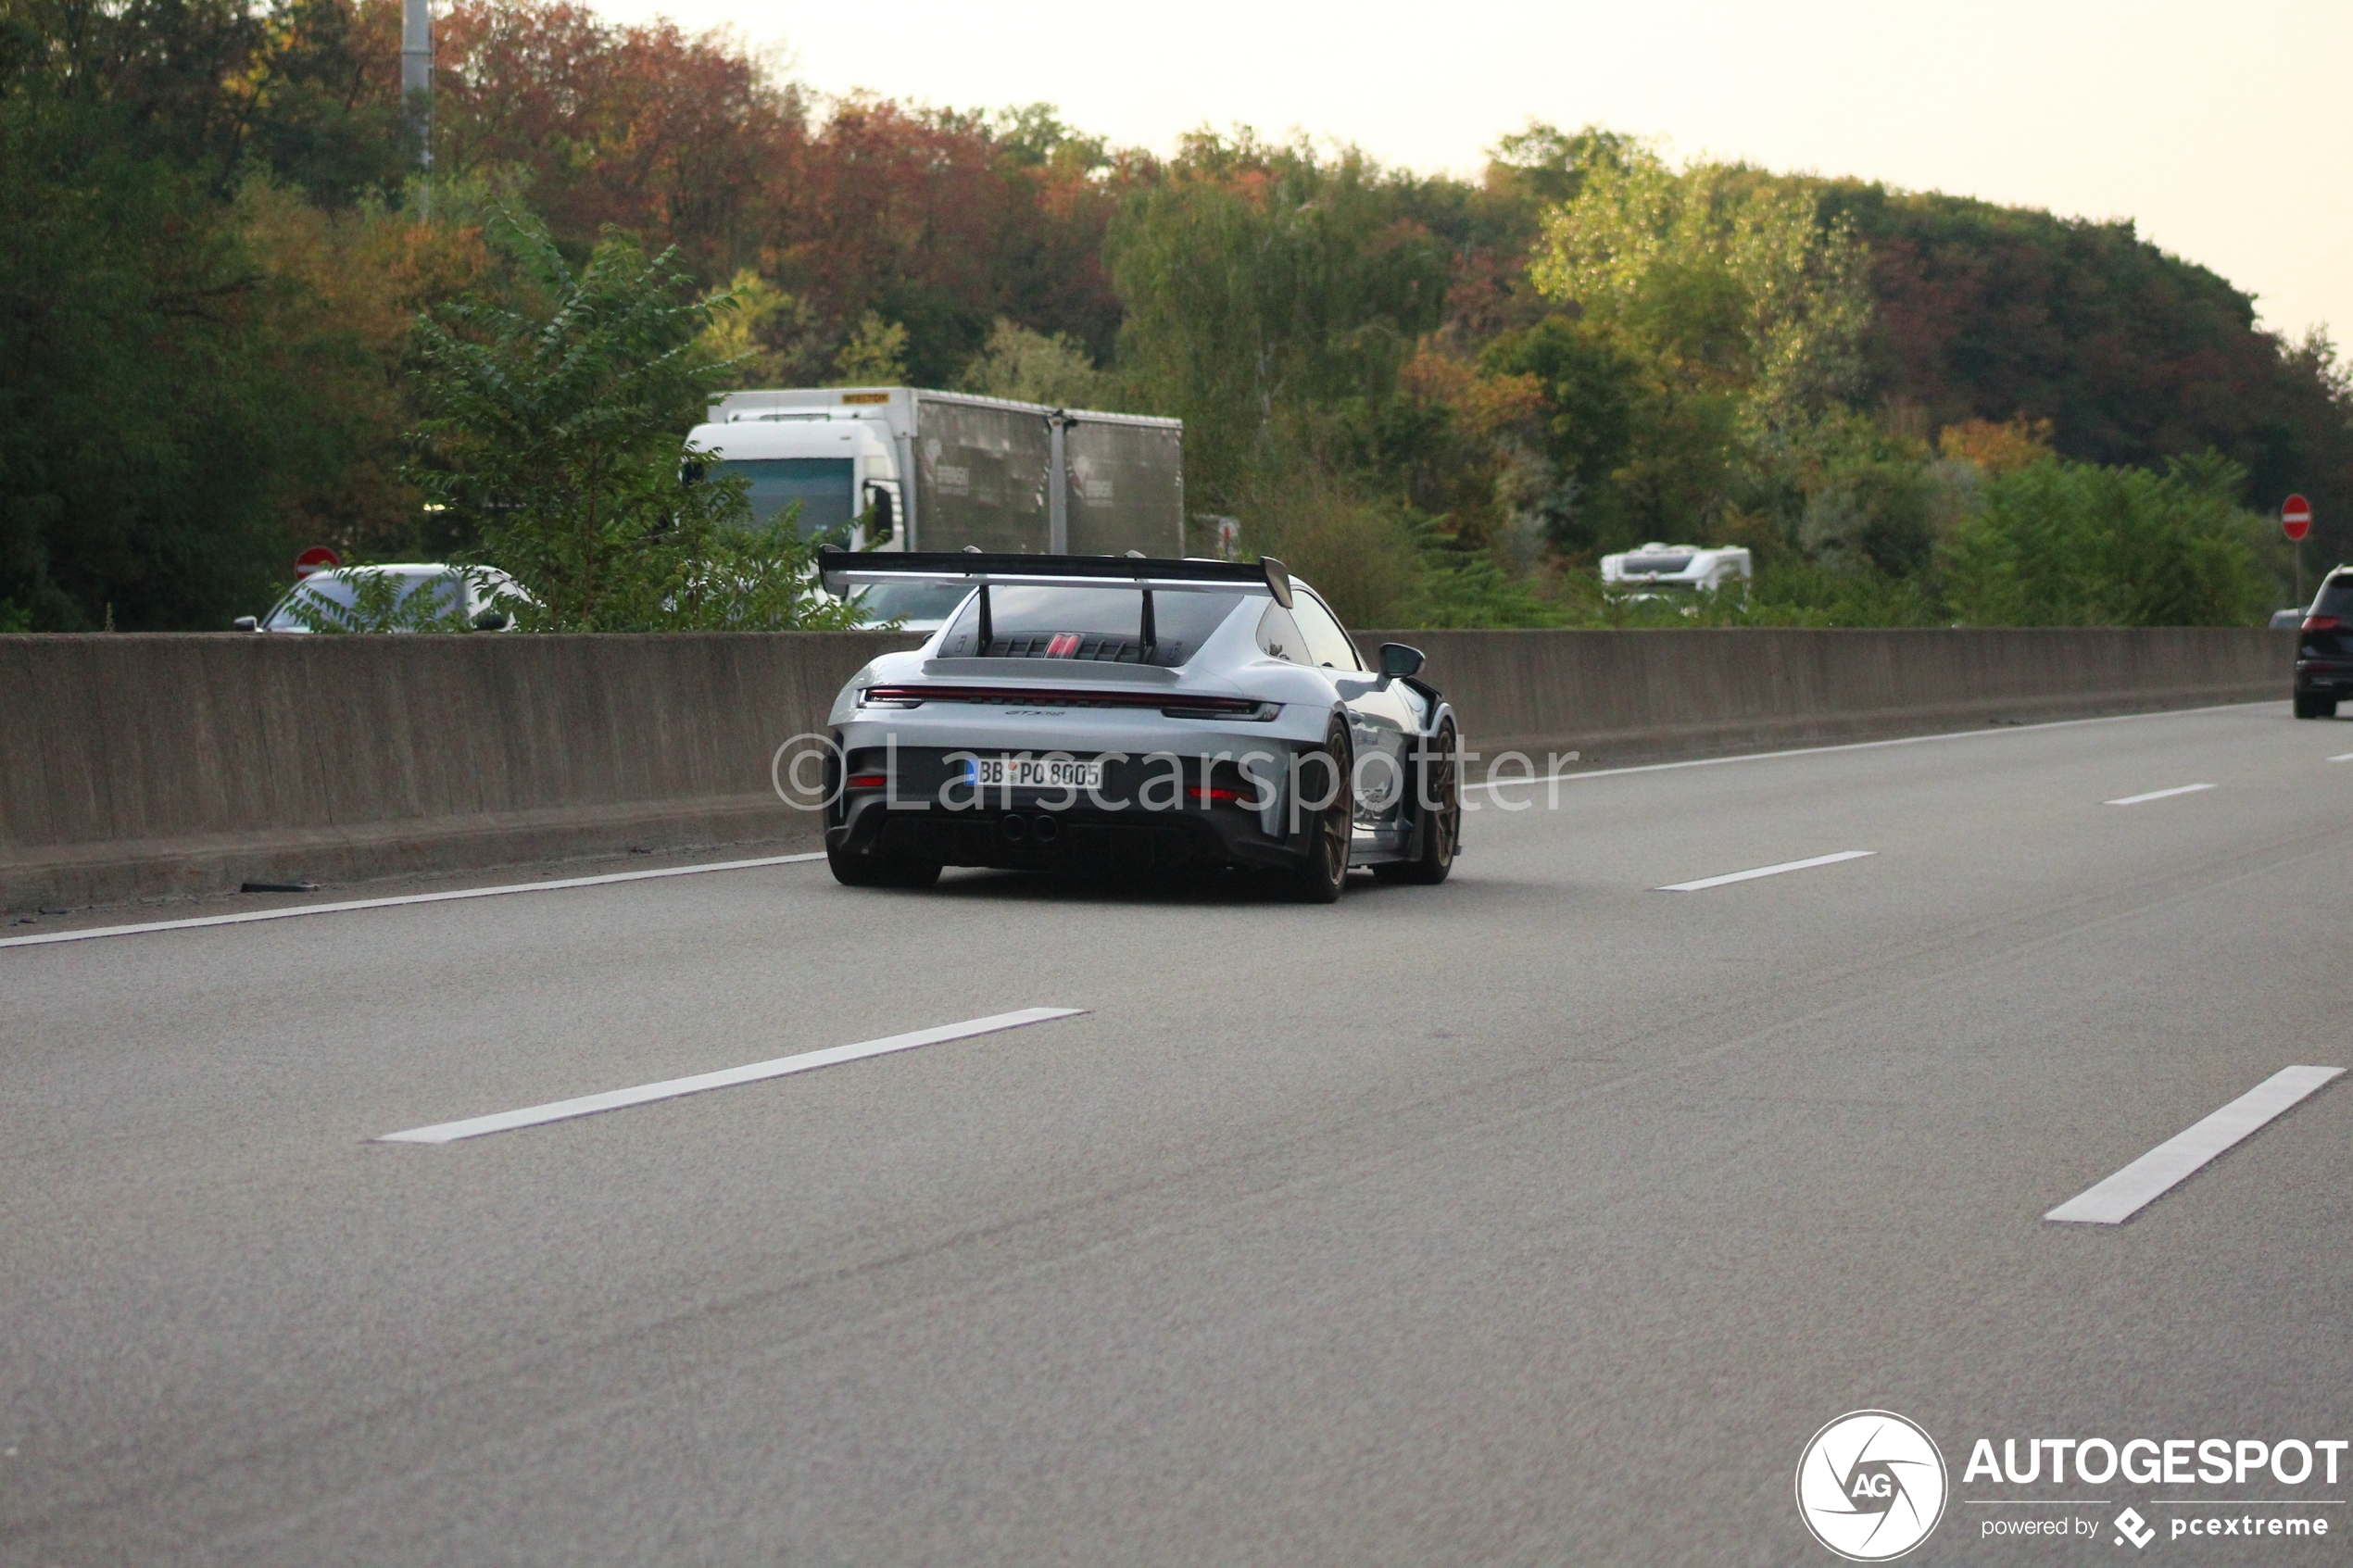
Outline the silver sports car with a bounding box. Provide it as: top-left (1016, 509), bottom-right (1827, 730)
top-left (814, 549), bottom-right (1463, 901)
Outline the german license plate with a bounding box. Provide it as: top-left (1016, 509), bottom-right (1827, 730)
top-left (966, 755), bottom-right (1103, 790)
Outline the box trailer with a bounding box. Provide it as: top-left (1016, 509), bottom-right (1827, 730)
top-left (691, 387), bottom-right (1184, 558)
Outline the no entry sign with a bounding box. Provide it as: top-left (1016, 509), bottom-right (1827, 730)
top-left (295, 546), bottom-right (342, 578)
top-left (2283, 495), bottom-right (2312, 543)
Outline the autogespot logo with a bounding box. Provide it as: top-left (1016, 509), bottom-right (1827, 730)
top-left (1796, 1411), bottom-right (1950, 1561)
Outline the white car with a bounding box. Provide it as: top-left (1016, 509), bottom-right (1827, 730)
top-left (238, 565), bottom-right (524, 633)
top-left (841, 578), bottom-right (975, 634)
top-left (814, 550), bottom-right (1463, 902)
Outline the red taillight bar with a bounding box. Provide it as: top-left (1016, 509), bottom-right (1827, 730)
top-left (860, 684), bottom-right (1277, 719)
top-left (2304, 615), bottom-right (2342, 632)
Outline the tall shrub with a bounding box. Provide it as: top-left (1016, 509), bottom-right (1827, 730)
top-left (1941, 454), bottom-right (2270, 626)
top-left (406, 208), bottom-right (861, 630)
top-left (1106, 134), bottom-right (1451, 504)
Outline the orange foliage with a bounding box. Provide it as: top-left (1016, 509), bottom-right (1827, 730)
top-left (1938, 414), bottom-right (2056, 474)
top-left (1389, 346), bottom-right (1549, 546)
top-left (418, 0), bottom-right (800, 281)
top-left (365, 0), bottom-right (1132, 379)
top-left (237, 180), bottom-right (496, 556)
top-left (1400, 348), bottom-right (1542, 441)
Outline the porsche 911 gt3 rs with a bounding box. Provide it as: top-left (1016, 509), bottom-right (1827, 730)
top-left (814, 549), bottom-right (1462, 902)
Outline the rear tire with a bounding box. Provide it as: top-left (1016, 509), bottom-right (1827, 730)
top-left (2295, 691), bottom-right (2337, 720)
top-left (1289, 718), bottom-right (1353, 905)
top-left (1375, 719), bottom-right (1459, 885)
top-left (827, 842), bottom-right (942, 888)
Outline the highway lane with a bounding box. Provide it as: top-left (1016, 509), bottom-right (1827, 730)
top-left (4, 702), bottom-right (2350, 1565)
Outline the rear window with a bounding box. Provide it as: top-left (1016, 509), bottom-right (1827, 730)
top-left (935, 585), bottom-right (1244, 667)
top-left (2314, 577), bottom-right (2353, 620)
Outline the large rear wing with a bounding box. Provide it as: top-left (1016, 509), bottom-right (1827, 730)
top-left (816, 547), bottom-right (1292, 608)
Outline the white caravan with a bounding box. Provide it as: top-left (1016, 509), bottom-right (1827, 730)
top-left (1599, 543), bottom-right (1754, 599)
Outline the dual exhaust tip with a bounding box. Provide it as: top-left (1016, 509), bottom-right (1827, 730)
top-left (998, 814), bottom-right (1062, 846)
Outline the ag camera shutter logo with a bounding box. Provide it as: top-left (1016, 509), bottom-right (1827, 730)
top-left (1795, 1410), bottom-right (1949, 1561)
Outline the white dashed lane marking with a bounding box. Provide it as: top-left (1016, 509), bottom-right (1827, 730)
top-left (375, 1008), bottom-right (1088, 1144)
top-left (1654, 850), bottom-right (1875, 893)
top-left (2105, 784), bottom-right (2216, 806)
top-left (2044, 1066), bottom-right (2345, 1224)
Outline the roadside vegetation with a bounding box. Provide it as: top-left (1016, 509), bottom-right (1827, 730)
top-left (3, 0), bottom-right (2347, 631)
top-left (406, 207), bottom-right (860, 630)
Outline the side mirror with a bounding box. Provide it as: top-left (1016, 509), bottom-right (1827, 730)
top-left (472, 608), bottom-right (511, 632)
top-left (233, 616), bottom-right (258, 632)
top-left (1378, 642), bottom-right (1425, 679)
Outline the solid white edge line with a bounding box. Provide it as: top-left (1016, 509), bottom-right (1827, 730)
top-left (2104, 783), bottom-right (2216, 806)
top-left (2329, 752), bottom-right (2353, 762)
top-left (0, 852), bottom-right (828, 950)
top-left (1475, 699), bottom-right (2273, 795)
top-left (1655, 849), bottom-right (1875, 892)
top-left (2044, 1065), bottom-right (2345, 1224)
top-left (377, 1007), bottom-right (1087, 1144)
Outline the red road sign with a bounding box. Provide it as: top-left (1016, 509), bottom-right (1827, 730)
top-left (294, 546), bottom-right (342, 578)
top-left (2283, 495), bottom-right (2313, 542)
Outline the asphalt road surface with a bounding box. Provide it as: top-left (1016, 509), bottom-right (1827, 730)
top-left (6, 702), bottom-right (2350, 1566)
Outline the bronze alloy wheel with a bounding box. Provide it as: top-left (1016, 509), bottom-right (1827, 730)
top-left (1377, 719), bottom-right (1459, 884)
top-left (1291, 716), bottom-right (1353, 904)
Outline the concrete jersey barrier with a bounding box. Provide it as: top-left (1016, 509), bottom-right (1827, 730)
top-left (1, 626), bottom-right (2292, 911)
top-left (1, 632), bottom-right (920, 911)
top-left (1355, 626), bottom-right (2290, 770)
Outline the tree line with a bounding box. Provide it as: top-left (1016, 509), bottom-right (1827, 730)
top-left (4, 0), bottom-right (2347, 631)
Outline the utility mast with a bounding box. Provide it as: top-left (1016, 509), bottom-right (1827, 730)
top-left (401, 0), bottom-right (433, 213)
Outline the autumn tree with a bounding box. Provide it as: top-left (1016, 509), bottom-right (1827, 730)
top-left (0, 0), bottom-right (426, 629)
top-left (1106, 132), bottom-right (1451, 503)
top-left (774, 95), bottom-right (1132, 385)
top-left (418, 0), bottom-right (801, 282)
top-left (406, 209), bottom-right (860, 630)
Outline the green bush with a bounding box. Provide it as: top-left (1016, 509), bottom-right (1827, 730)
top-left (278, 569), bottom-right (482, 633)
top-left (407, 209), bottom-right (864, 632)
top-left (1941, 454), bottom-right (2271, 627)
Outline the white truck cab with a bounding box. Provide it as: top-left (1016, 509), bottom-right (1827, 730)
top-left (687, 402), bottom-right (902, 550)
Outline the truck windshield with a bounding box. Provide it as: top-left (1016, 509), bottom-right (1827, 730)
top-left (937, 585), bottom-right (1245, 667)
top-left (714, 458), bottom-right (855, 533)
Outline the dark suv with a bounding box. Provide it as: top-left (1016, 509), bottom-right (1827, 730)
top-left (2293, 570), bottom-right (2353, 718)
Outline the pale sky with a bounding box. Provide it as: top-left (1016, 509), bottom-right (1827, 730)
top-left (595, 0), bottom-right (2348, 345)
